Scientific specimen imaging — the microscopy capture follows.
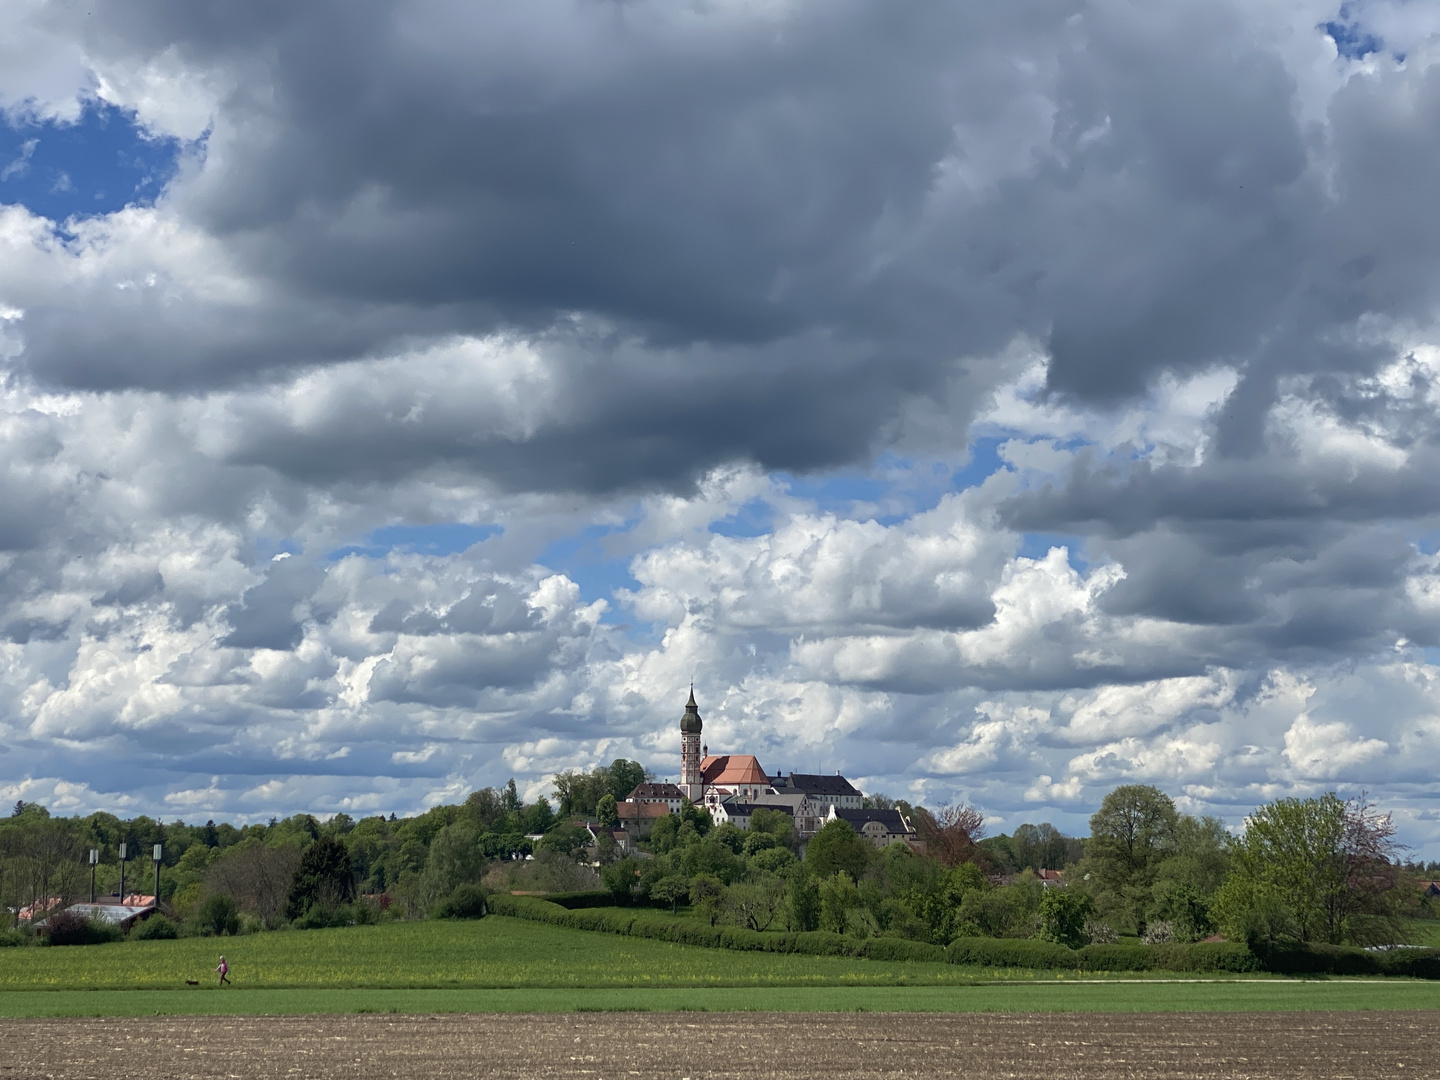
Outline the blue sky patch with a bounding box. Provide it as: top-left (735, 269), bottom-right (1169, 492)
top-left (330, 522), bottom-right (501, 560)
top-left (1019, 532), bottom-right (1088, 569)
top-left (0, 101), bottom-right (184, 221)
top-left (709, 496), bottom-right (775, 538)
top-left (539, 523), bottom-right (641, 622)
top-left (778, 448), bottom-right (1001, 526)
top-left (950, 437), bottom-right (1008, 492)
top-left (1320, 7), bottom-right (1382, 60)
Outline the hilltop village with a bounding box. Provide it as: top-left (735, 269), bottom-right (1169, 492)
top-left (609, 691), bottom-right (917, 850)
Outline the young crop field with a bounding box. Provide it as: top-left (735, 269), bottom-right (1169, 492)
top-left (2, 916), bottom-right (1439, 1020)
top-left (0, 916), bottom-right (1277, 993)
top-left (0, 916), bottom-right (991, 992)
top-left (3, 980), bottom-right (1440, 1019)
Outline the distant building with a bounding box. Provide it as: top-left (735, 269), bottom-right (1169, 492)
top-left (626, 782), bottom-right (685, 811)
top-left (16, 897), bottom-right (62, 923)
top-left (708, 797), bottom-right (795, 831)
top-left (615, 799), bottom-right (673, 837)
top-left (826, 806), bottom-right (917, 849)
top-left (773, 772), bottom-right (864, 811)
top-left (58, 901), bottom-right (158, 932)
top-left (699, 755), bottom-right (770, 802)
top-left (618, 689), bottom-right (870, 843)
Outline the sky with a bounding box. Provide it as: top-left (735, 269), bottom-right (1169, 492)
top-left (2, 0), bottom-right (1440, 855)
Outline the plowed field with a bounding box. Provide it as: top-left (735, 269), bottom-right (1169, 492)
top-left (1, 1010), bottom-right (1435, 1079)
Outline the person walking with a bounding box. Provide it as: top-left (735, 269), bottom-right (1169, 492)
top-left (216, 955), bottom-right (230, 986)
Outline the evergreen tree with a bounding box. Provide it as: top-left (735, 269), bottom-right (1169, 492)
top-left (284, 837), bottom-right (355, 920)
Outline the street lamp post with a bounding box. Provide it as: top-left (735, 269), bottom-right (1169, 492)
top-left (152, 845), bottom-right (163, 907)
top-left (117, 843), bottom-right (127, 903)
top-left (88, 849), bottom-right (99, 903)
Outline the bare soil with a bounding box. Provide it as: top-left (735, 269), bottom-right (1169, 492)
top-left (1, 1011), bottom-right (1436, 1080)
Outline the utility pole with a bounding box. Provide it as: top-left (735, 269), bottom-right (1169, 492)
top-left (152, 845), bottom-right (162, 907)
top-left (118, 843), bottom-right (127, 903)
top-left (88, 849), bottom-right (99, 903)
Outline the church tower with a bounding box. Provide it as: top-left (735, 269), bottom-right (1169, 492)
top-left (679, 687), bottom-right (704, 801)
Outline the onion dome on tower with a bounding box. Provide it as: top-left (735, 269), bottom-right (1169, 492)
top-left (681, 687), bottom-right (703, 734)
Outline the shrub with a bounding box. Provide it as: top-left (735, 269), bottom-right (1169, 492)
top-left (1076, 943), bottom-right (1152, 971)
top-left (554, 887), bottom-right (638, 910)
top-left (292, 903), bottom-right (349, 930)
top-left (190, 894), bottom-right (241, 937)
top-left (132, 915), bottom-right (179, 940)
top-left (0, 927), bottom-right (34, 947)
top-left (946, 937), bottom-right (1080, 969)
top-left (1084, 917), bottom-right (1119, 945)
top-left (862, 937), bottom-right (947, 963)
top-left (1141, 919), bottom-right (1175, 945)
top-left (1153, 942), bottom-right (1262, 973)
top-left (1379, 950), bottom-right (1440, 980)
top-left (433, 884), bottom-right (489, 920)
top-left (41, 911), bottom-right (124, 946)
top-left (1037, 888), bottom-right (1093, 948)
top-left (1254, 943), bottom-right (1440, 978)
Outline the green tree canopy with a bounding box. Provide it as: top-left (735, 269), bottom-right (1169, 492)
top-left (284, 837), bottom-right (355, 920)
top-left (804, 819), bottom-right (871, 882)
top-left (595, 794), bottom-right (619, 828)
top-left (1212, 793), bottom-right (1403, 946)
top-left (421, 821), bottom-right (485, 902)
top-left (1084, 784), bottom-right (1178, 933)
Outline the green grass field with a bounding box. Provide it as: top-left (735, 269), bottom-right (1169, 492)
top-left (3, 981), bottom-right (1440, 1018)
top-left (3, 916), bottom-right (1278, 992)
top-left (1, 916), bottom-right (1436, 1018)
top-left (1404, 919), bottom-right (1440, 946)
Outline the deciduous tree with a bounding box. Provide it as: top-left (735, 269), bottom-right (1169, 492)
top-left (1084, 785), bottom-right (1178, 933)
top-left (915, 804), bottom-right (987, 868)
top-left (805, 820), bottom-right (871, 881)
top-left (1213, 793), bottom-right (1404, 946)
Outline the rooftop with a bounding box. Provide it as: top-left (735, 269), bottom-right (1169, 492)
top-left (831, 807), bottom-right (912, 833)
top-left (627, 782), bottom-right (684, 801)
top-left (776, 773), bottom-right (862, 797)
top-left (718, 797), bottom-right (793, 817)
top-left (701, 754), bottom-right (769, 786)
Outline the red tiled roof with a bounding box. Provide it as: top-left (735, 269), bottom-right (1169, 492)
top-left (700, 754), bottom-right (769, 786)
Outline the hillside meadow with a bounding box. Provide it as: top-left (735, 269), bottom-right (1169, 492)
top-left (0, 916), bottom-right (983, 991)
top-left (4, 917), bottom-right (1440, 1017)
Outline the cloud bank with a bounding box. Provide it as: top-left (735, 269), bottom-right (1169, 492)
top-left (2, 0), bottom-right (1440, 852)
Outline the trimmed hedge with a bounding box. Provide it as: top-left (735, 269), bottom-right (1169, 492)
top-left (433, 884), bottom-right (489, 920)
top-left (546, 891), bottom-right (635, 910)
top-left (859, 937), bottom-right (947, 964)
top-left (947, 937), bottom-right (1079, 969)
top-left (488, 895), bottom-right (868, 957)
top-left (488, 896), bottom-right (1435, 978)
top-left (1075, 942), bottom-right (1260, 973)
top-left (1258, 943), bottom-right (1440, 978)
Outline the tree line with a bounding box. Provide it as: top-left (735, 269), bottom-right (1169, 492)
top-left (1, 778), bottom-right (1436, 950)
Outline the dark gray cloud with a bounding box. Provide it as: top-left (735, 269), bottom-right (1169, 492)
top-left (5, 0), bottom-right (1440, 853)
top-left (18, 0), bottom-right (1413, 496)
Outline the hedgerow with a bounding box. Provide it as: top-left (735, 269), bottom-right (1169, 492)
top-left (489, 894), bottom-right (1440, 977)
